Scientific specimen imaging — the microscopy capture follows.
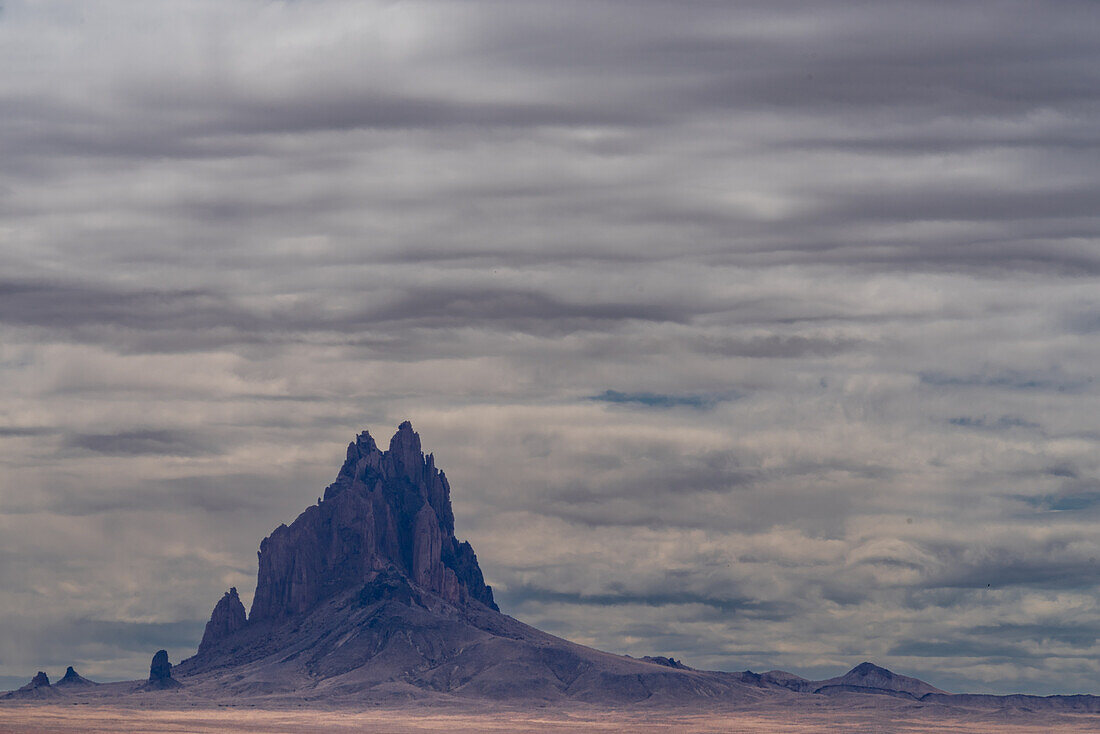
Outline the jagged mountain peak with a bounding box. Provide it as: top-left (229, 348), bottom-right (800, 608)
top-left (178, 425), bottom-right (958, 705)
top-left (176, 423), bottom-right (784, 703)
top-left (389, 419), bottom-right (421, 452)
top-left (238, 423), bottom-right (495, 625)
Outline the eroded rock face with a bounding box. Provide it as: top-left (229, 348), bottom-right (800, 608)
top-left (198, 587), bottom-right (247, 654)
top-left (248, 422), bottom-right (497, 621)
top-left (28, 672), bottom-right (49, 689)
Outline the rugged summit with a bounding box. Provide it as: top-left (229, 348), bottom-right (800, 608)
top-left (248, 422), bottom-right (496, 621)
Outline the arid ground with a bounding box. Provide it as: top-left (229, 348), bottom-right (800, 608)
top-left (3, 704), bottom-right (1100, 734)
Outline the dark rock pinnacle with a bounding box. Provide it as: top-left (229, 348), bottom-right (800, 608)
top-left (198, 587), bottom-right (247, 654)
top-left (145, 650), bottom-right (181, 689)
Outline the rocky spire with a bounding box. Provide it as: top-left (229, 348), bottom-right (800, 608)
top-left (198, 587), bottom-right (247, 654)
top-left (248, 422), bottom-right (496, 622)
top-left (28, 672), bottom-right (49, 689)
top-left (57, 666), bottom-right (95, 686)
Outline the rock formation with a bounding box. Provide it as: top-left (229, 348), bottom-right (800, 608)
top-left (248, 421), bottom-right (496, 622)
top-left (198, 587), bottom-right (247, 654)
top-left (56, 666), bottom-right (95, 686)
top-left (175, 423), bottom-right (774, 703)
top-left (641, 656), bottom-right (690, 670)
top-left (2, 671), bottom-right (54, 699)
top-left (144, 650), bottom-right (181, 689)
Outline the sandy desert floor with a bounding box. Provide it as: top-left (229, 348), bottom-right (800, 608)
top-left (3, 705), bottom-right (1100, 734)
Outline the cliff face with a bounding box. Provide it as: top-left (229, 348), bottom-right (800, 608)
top-left (247, 422), bottom-right (496, 622)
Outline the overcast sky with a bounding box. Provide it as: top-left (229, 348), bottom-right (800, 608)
top-left (2, 0), bottom-right (1100, 696)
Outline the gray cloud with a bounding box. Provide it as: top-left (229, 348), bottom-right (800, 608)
top-left (0, 426), bottom-right (56, 437)
top-left (499, 585), bottom-right (795, 620)
top-left (920, 370), bottom-right (1092, 393)
top-left (588, 390), bottom-right (739, 410)
top-left (948, 415), bottom-right (1043, 432)
top-left (0, 277), bottom-right (715, 354)
top-left (63, 429), bottom-right (224, 457)
top-left (1, 0), bottom-right (1100, 698)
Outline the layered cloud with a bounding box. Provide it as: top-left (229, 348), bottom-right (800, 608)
top-left (1, 0), bottom-right (1099, 696)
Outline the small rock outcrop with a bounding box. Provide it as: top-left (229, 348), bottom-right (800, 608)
top-left (2, 671), bottom-right (55, 699)
top-left (761, 670), bottom-right (814, 692)
top-left (144, 650), bottom-right (181, 689)
top-left (197, 587), bottom-right (247, 654)
top-left (642, 656), bottom-right (690, 670)
top-left (56, 666), bottom-right (96, 686)
top-left (248, 421), bottom-right (497, 621)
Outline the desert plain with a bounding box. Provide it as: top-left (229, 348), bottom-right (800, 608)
top-left (4, 701), bottom-right (1100, 734)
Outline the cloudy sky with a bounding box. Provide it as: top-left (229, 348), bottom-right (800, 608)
top-left (2, 0), bottom-right (1100, 696)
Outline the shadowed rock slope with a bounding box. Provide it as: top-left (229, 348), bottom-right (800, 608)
top-left (175, 423), bottom-right (775, 704)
